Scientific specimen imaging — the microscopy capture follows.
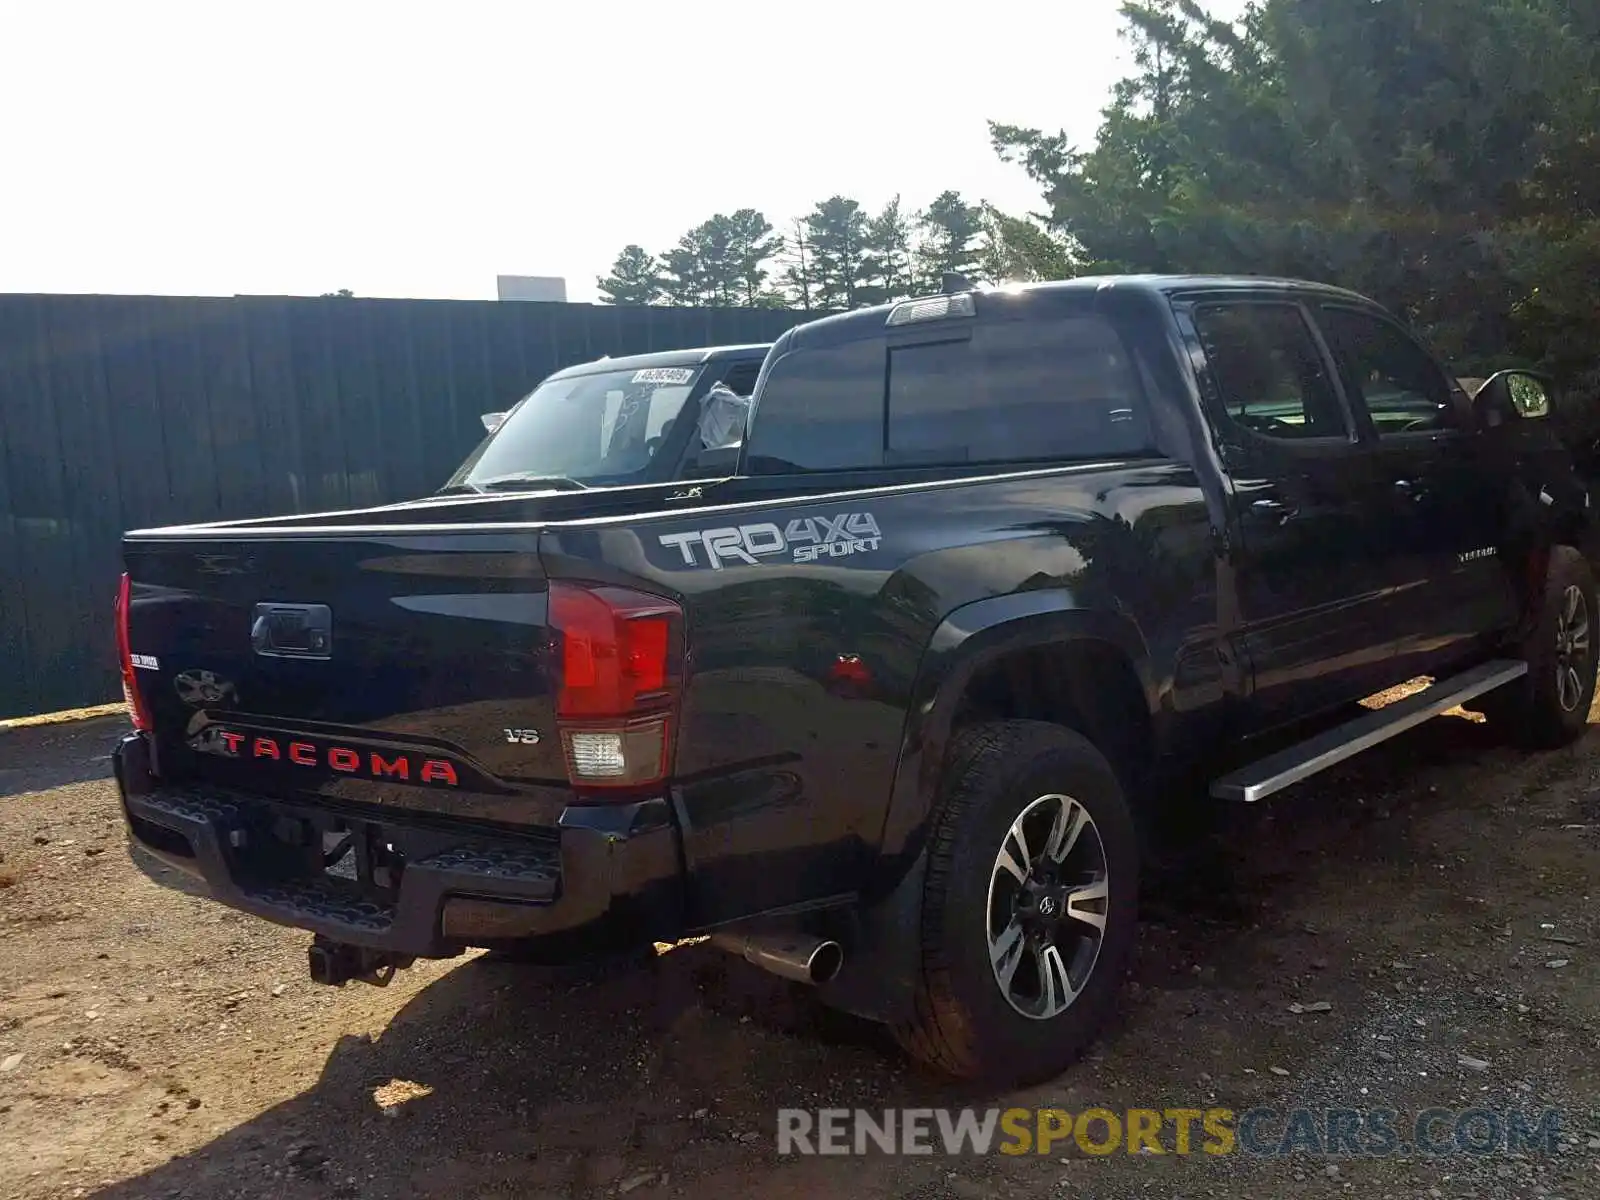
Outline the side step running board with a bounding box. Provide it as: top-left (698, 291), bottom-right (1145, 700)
top-left (1210, 659), bottom-right (1528, 803)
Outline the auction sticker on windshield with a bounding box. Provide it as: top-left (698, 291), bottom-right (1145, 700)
top-left (632, 368), bottom-right (696, 384)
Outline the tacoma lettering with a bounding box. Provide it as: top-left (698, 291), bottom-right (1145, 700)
top-left (202, 730), bottom-right (459, 788)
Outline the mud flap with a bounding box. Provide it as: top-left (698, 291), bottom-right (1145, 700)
top-left (814, 850), bottom-right (928, 1024)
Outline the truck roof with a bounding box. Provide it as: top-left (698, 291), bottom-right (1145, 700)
top-left (1072, 273), bottom-right (1373, 300)
top-left (545, 343), bottom-right (770, 380)
top-left (782, 274), bottom-right (1378, 349)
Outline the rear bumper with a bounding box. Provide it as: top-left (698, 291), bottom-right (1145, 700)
top-left (114, 733), bottom-right (683, 959)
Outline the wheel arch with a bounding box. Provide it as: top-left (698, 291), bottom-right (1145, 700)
top-left (874, 590), bottom-right (1156, 877)
top-left (821, 593), bottom-right (1153, 1027)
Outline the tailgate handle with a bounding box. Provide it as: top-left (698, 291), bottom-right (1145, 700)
top-left (252, 603), bottom-right (333, 659)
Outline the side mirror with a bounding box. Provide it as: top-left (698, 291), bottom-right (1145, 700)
top-left (480, 412), bottom-right (507, 434)
top-left (1473, 370), bottom-right (1553, 429)
top-left (1507, 373), bottom-right (1553, 419)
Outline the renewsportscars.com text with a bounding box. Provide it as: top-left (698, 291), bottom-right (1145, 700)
top-left (776, 1106), bottom-right (1564, 1158)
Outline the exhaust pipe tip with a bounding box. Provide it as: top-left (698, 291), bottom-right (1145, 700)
top-left (711, 931), bottom-right (844, 986)
top-left (806, 939), bottom-right (844, 985)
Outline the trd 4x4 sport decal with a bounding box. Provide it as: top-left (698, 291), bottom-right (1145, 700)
top-left (659, 512), bottom-right (882, 570)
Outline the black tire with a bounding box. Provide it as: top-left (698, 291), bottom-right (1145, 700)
top-left (893, 720), bottom-right (1139, 1083)
top-left (1479, 545), bottom-right (1598, 748)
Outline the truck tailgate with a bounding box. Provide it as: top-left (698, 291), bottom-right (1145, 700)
top-left (123, 529), bottom-right (566, 825)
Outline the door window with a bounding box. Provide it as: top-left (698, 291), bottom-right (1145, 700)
top-left (1192, 303), bottom-right (1349, 440)
top-left (1318, 307), bottom-right (1460, 435)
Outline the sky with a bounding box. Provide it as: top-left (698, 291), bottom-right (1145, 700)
top-left (0, 0), bottom-right (1243, 304)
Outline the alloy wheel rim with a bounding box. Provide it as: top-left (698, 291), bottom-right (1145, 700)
top-left (1555, 585), bottom-right (1590, 713)
top-left (985, 793), bottom-right (1110, 1020)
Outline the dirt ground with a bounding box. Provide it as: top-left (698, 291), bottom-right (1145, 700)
top-left (2, 708), bottom-right (1599, 1200)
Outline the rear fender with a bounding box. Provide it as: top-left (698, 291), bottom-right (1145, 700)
top-left (874, 590), bottom-right (1154, 882)
top-left (824, 593), bottom-right (1152, 1024)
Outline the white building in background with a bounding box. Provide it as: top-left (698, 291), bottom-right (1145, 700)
top-left (496, 275), bottom-right (568, 302)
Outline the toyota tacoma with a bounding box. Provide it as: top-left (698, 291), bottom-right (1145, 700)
top-left (114, 277), bottom-right (1597, 1082)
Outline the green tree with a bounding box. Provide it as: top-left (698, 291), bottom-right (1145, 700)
top-left (726, 209), bottom-right (785, 306)
top-left (806, 196), bottom-right (875, 310)
top-left (660, 241), bottom-right (711, 306)
top-left (596, 245), bottom-right (663, 306)
top-left (992, 0), bottom-right (1600, 377)
top-left (979, 206), bottom-right (1075, 283)
top-left (661, 216), bottom-right (737, 306)
top-left (778, 217), bottom-right (819, 311)
top-left (866, 196), bottom-right (916, 302)
top-left (915, 190), bottom-right (986, 288)
top-left (657, 211), bottom-right (784, 307)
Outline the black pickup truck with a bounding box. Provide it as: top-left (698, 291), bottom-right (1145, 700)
top-left (114, 277), bottom-right (1597, 1083)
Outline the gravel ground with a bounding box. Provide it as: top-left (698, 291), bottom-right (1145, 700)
top-left (1, 708), bottom-right (1598, 1199)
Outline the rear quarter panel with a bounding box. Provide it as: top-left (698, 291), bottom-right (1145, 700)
top-left (539, 460), bottom-right (1221, 927)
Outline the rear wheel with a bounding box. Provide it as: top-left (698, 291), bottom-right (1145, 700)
top-left (1480, 546), bottom-right (1598, 747)
top-left (893, 720), bottom-right (1139, 1082)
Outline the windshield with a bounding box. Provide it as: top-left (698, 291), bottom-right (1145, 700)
top-left (449, 365), bottom-right (704, 490)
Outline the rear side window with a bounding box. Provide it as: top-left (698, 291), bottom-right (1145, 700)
top-left (1193, 302), bottom-right (1348, 440)
top-left (712, 359), bottom-right (762, 396)
top-left (888, 317), bottom-right (1149, 465)
top-left (743, 339), bottom-right (884, 473)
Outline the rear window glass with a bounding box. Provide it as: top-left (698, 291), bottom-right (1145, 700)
top-left (744, 313), bottom-right (1151, 474)
top-left (888, 318), bottom-right (1149, 465)
top-left (743, 339), bottom-right (884, 474)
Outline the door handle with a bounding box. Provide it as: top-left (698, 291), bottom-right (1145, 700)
top-left (1251, 497), bottom-right (1296, 522)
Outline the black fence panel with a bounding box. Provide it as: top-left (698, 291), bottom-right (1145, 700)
top-left (0, 293), bottom-right (805, 718)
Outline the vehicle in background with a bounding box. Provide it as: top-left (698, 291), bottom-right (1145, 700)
top-left (444, 345), bottom-right (766, 495)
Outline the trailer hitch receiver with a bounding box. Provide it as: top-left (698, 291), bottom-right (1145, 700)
top-left (307, 936), bottom-right (414, 987)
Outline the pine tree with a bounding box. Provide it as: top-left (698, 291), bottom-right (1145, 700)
top-left (806, 196), bottom-right (875, 310)
top-left (660, 241), bottom-right (712, 306)
top-left (778, 218), bottom-right (819, 311)
top-left (661, 218), bottom-right (733, 306)
top-left (726, 209), bottom-right (784, 306)
top-left (915, 191), bottom-right (986, 289)
top-left (979, 206), bottom-right (1075, 283)
top-left (659, 214), bottom-right (779, 307)
top-left (867, 196), bottom-right (916, 302)
top-left (596, 245), bottom-right (663, 305)
top-left (990, 0), bottom-right (1600, 373)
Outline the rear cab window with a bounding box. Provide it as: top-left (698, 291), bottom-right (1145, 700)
top-left (743, 292), bottom-right (1155, 475)
top-left (742, 338), bottom-right (884, 474)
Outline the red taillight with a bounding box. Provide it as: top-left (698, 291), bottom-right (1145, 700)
top-left (115, 572), bottom-right (152, 731)
top-left (549, 582), bottom-right (683, 792)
